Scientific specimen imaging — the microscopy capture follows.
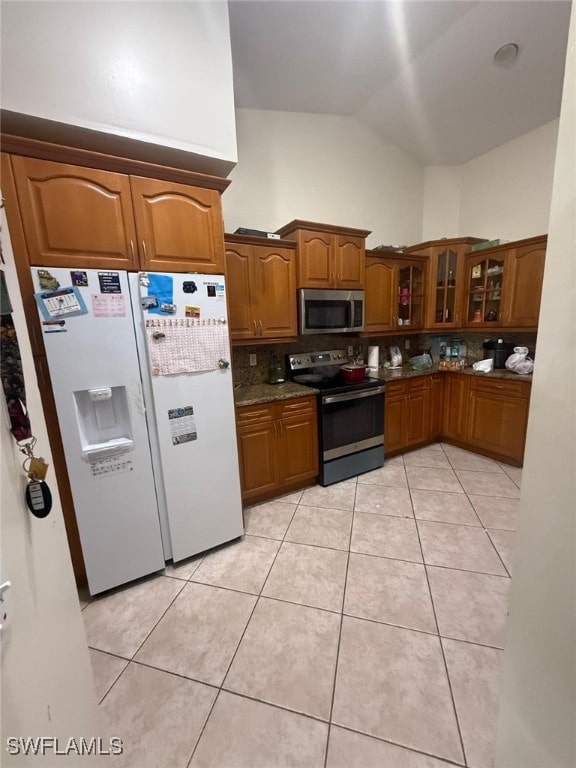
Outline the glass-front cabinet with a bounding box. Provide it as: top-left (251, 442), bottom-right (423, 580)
top-left (465, 254), bottom-right (506, 326)
top-left (397, 262), bottom-right (425, 329)
top-left (405, 238), bottom-right (487, 330)
top-left (364, 252), bottom-right (426, 334)
top-left (432, 248), bottom-right (458, 325)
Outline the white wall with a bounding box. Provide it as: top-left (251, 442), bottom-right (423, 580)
top-left (495, 5), bottom-right (576, 767)
top-left (458, 120), bottom-right (559, 240)
top-left (421, 166), bottom-right (463, 240)
top-left (421, 120), bottom-right (559, 242)
top-left (0, 210), bottom-right (101, 764)
top-left (1, 1), bottom-right (237, 165)
top-left (222, 109), bottom-right (424, 248)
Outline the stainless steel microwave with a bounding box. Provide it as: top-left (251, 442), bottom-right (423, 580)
top-left (299, 289), bottom-right (365, 334)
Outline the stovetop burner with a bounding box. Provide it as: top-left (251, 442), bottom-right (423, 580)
top-left (287, 348), bottom-right (383, 395)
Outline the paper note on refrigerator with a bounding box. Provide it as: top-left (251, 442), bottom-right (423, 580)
top-left (145, 319), bottom-right (229, 375)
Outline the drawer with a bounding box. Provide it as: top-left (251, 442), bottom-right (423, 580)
top-left (276, 396), bottom-right (317, 420)
top-left (236, 403), bottom-right (275, 426)
top-left (385, 381), bottom-right (405, 396)
top-left (469, 377), bottom-right (530, 399)
top-left (406, 376), bottom-right (432, 391)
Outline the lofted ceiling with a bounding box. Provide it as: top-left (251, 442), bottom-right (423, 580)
top-left (228, 0), bottom-right (572, 164)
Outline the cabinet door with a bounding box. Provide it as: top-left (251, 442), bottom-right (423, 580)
top-left (464, 253), bottom-right (506, 326)
top-left (427, 247), bottom-right (461, 328)
top-left (397, 261), bottom-right (426, 329)
top-left (429, 375), bottom-right (445, 439)
top-left (335, 235), bottom-right (365, 289)
top-left (252, 245), bottom-right (297, 339)
top-left (405, 391), bottom-right (429, 446)
top-left (384, 394), bottom-right (407, 454)
top-left (297, 230), bottom-right (334, 288)
top-left (442, 375), bottom-right (470, 442)
top-left (505, 242), bottom-right (546, 327)
top-left (277, 413), bottom-right (319, 487)
top-left (131, 176), bottom-right (225, 273)
top-left (11, 156), bottom-right (138, 269)
top-left (225, 243), bottom-right (256, 340)
top-left (236, 421), bottom-right (279, 502)
top-left (466, 391), bottom-right (529, 463)
top-left (404, 378), bottom-right (432, 447)
top-left (364, 257), bottom-right (396, 333)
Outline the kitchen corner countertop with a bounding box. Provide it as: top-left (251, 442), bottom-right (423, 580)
top-left (234, 381), bottom-right (320, 408)
top-left (234, 365), bottom-right (532, 407)
top-left (378, 364), bottom-right (532, 383)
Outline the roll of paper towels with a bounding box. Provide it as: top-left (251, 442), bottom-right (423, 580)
top-left (367, 346), bottom-right (379, 377)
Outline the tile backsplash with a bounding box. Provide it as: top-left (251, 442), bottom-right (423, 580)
top-left (232, 330), bottom-right (538, 386)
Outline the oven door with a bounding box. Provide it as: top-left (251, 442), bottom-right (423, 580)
top-left (320, 386), bottom-right (385, 461)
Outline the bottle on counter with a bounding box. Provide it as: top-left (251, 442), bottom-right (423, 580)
top-left (267, 353), bottom-right (285, 384)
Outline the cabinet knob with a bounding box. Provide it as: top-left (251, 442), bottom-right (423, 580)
top-left (141, 240), bottom-right (147, 262)
top-left (259, 320), bottom-right (263, 336)
top-left (130, 240), bottom-right (136, 262)
top-left (253, 320), bottom-right (257, 336)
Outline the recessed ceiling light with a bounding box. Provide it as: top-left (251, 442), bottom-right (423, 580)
top-left (494, 43), bottom-right (520, 65)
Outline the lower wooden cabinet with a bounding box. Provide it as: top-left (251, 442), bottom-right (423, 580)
top-left (236, 396), bottom-right (318, 504)
top-left (383, 384), bottom-right (407, 455)
top-left (466, 378), bottom-right (530, 463)
top-left (384, 376), bottom-right (436, 455)
top-left (429, 374), bottom-right (445, 438)
top-left (442, 374), bottom-right (470, 442)
top-left (385, 372), bottom-right (530, 465)
top-left (441, 374), bottom-right (530, 464)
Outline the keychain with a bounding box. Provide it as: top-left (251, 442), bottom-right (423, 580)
top-left (18, 437), bottom-right (52, 519)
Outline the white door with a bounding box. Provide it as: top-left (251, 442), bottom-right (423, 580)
top-left (2, 214), bottom-right (101, 759)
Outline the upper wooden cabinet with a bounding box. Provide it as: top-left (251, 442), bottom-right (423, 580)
top-left (10, 156), bottom-right (139, 270)
top-left (364, 251), bottom-right (427, 334)
top-left (463, 236), bottom-right (546, 329)
top-left (130, 176), bottom-right (225, 273)
top-left (505, 240), bottom-right (547, 327)
top-left (275, 220), bottom-right (370, 289)
top-left (365, 254), bottom-right (396, 333)
top-left (406, 237), bottom-right (486, 329)
top-left (225, 235), bottom-right (297, 342)
top-left (8, 153), bottom-right (227, 274)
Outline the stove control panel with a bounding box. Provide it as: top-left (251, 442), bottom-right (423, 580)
top-left (288, 349), bottom-right (347, 370)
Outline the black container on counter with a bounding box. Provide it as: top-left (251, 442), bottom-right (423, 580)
top-left (483, 339), bottom-right (515, 369)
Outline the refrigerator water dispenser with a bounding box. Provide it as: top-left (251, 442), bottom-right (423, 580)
top-left (74, 387), bottom-right (135, 461)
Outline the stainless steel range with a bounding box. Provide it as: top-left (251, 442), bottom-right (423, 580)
top-left (287, 349), bottom-right (385, 486)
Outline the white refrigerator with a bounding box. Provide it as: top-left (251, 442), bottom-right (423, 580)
top-left (31, 267), bottom-right (244, 595)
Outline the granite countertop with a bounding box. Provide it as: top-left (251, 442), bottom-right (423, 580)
top-left (234, 365), bottom-right (531, 407)
top-left (234, 381), bottom-right (319, 408)
top-left (378, 364), bottom-right (532, 383)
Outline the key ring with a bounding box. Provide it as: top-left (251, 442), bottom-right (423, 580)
top-left (17, 436), bottom-right (37, 459)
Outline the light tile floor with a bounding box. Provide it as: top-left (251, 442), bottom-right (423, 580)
top-left (81, 443), bottom-right (521, 768)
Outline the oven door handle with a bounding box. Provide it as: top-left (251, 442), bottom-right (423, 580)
top-left (322, 385), bottom-right (386, 405)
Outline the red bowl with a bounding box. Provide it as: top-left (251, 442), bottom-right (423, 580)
top-left (340, 364), bottom-right (366, 383)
